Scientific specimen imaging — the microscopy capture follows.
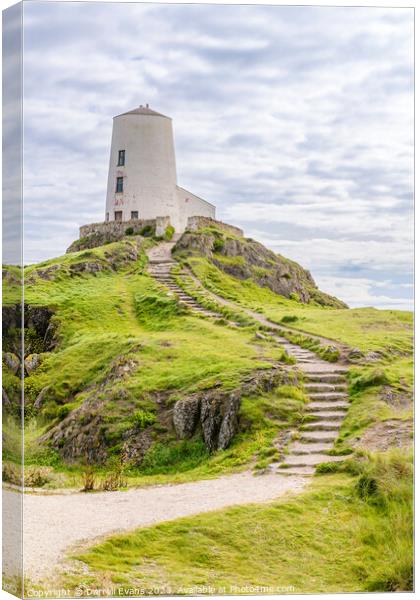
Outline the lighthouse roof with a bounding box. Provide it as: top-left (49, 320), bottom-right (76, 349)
top-left (115, 105), bottom-right (170, 119)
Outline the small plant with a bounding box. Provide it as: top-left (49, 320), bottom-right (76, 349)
top-left (2, 462), bottom-right (21, 485)
top-left (24, 466), bottom-right (52, 487)
top-left (100, 457), bottom-right (127, 491)
top-left (81, 465), bottom-right (96, 492)
top-left (131, 409), bottom-right (156, 429)
top-left (281, 314), bottom-right (298, 323)
top-left (140, 224), bottom-right (154, 237)
top-left (164, 225), bottom-right (175, 241)
top-left (125, 226), bottom-right (134, 236)
top-left (212, 237), bottom-right (225, 253)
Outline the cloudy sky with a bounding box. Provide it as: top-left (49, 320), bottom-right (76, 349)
top-left (17, 2), bottom-right (414, 309)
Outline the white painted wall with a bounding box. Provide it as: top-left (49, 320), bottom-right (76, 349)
top-left (176, 186), bottom-right (216, 230)
top-left (105, 106), bottom-right (216, 232)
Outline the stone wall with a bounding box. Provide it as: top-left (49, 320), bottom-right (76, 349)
top-left (79, 218), bottom-right (158, 239)
top-left (187, 216), bottom-right (243, 238)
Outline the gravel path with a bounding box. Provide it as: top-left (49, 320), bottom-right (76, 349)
top-left (3, 472), bottom-right (306, 583)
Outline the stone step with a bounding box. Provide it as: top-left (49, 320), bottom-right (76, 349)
top-left (308, 392), bottom-right (348, 401)
top-left (282, 453), bottom-right (346, 467)
top-left (302, 421), bottom-right (341, 432)
top-left (277, 466), bottom-right (315, 477)
top-left (307, 401), bottom-right (349, 411)
top-left (304, 383), bottom-right (347, 392)
top-left (305, 373), bottom-right (347, 383)
top-left (307, 411), bottom-right (347, 421)
top-left (287, 441), bottom-right (334, 454)
top-left (299, 431), bottom-right (337, 443)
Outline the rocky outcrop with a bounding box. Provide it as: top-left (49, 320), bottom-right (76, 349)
top-left (172, 368), bottom-right (297, 451)
top-left (173, 396), bottom-right (201, 439)
top-left (34, 386), bottom-right (51, 410)
top-left (174, 229), bottom-right (347, 308)
top-left (2, 305), bottom-right (58, 357)
top-left (24, 353), bottom-right (42, 375)
top-left (3, 352), bottom-right (20, 375)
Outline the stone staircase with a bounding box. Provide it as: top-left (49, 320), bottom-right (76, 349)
top-left (275, 369), bottom-right (350, 476)
top-left (148, 259), bottom-right (221, 318)
top-left (147, 242), bottom-right (351, 476)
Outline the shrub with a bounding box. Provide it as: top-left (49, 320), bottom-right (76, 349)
top-left (81, 465), bottom-right (96, 492)
top-left (57, 402), bottom-right (78, 419)
top-left (3, 462), bottom-right (21, 485)
top-left (125, 227), bottom-right (134, 236)
top-left (289, 292), bottom-right (300, 302)
top-left (100, 457), bottom-right (127, 491)
top-left (140, 225), bottom-right (154, 237)
top-left (164, 225), bottom-right (175, 241)
top-left (212, 237), bottom-right (225, 253)
top-left (281, 315), bottom-right (298, 323)
top-left (131, 409), bottom-right (156, 429)
top-left (25, 466), bottom-right (52, 487)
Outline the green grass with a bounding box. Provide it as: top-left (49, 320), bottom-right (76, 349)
top-left (3, 240), bottom-right (295, 486)
top-left (62, 449), bottom-right (412, 594)
top-left (186, 257), bottom-right (413, 356)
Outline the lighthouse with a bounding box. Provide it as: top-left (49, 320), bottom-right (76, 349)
top-left (105, 105), bottom-right (215, 232)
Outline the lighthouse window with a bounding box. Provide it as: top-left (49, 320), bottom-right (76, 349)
top-left (131, 211), bottom-right (138, 220)
top-left (114, 211), bottom-right (123, 222)
top-left (116, 177), bottom-right (124, 193)
top-left (117, 150), bottom-right (125, 166)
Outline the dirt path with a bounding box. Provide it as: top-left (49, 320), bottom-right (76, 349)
top-left (3, 472), bottom-right (306, 583)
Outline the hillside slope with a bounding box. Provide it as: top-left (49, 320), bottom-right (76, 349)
top-left (2, 225), bottom-right (412, 490)
top-left (2, 224), bottom-right (413, 593)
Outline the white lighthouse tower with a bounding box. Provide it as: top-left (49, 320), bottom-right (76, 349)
top-left (105, 105), bottom-right (215, 232)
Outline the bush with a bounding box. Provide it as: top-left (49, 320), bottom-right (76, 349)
top-left (131, 409), bottom-right (156, 429)
top-left (81, 465), bottom-right (96, 492)
top-left (125, 227), bottom-right (134, 236)
top-left (57, 402), bottom-right (78, 419)
top-left (289, 292), bottom-right (300, 302)
top-left (25, 466), bottom-right (52, 487)
top-left (212, 237), bottom-right (225, 253)
top-left (281, 315), bottom-right (298, 323)
top-left (3, 462), bottom-right (21, 485)
top-left (100, 457), bottom-right (127, 491)
top-left (140, 225), bottom-right (154, 237)
top-left (164, 225), bottom-right (175, 241)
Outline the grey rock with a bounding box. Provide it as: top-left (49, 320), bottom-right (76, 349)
top-left (254, 332), bottom-right (266, 341)
top-left (348, 348), bottom-right (365, 360)
top-left (121, 430), bottom-right (153, 465)
top-left (200, 395), bottom-right (224, 452)
top-left (24, 353), bottom-right (42, 375)
top-left (218, 391), bottom-right (241, 450)
top-left (69, 261), bottom-right (105, 276)
top-left (34, 386), bottom-right (51, 409)
top-left (2, 387), bottom-right (11, 408)
top-left (4, 352), bottom-right (20, 375)
top-left (173, 397), bottom-right (201, 439)
top-left (365, 351), bottom-right (382, 363)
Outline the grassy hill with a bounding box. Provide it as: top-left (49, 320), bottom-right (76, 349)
top-left (2, 225), bottom-right (413, 592)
